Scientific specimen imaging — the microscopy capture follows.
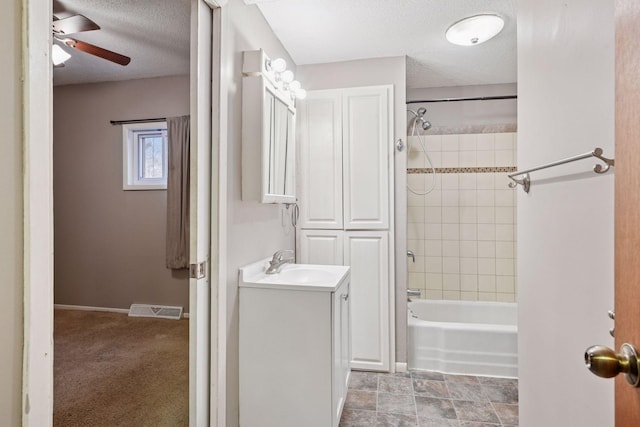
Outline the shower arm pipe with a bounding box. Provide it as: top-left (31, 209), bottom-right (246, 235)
top-left (507, 147), bottom-right (615, 193)
top-left (407, 95), bottom-right (517, 104)
top-left (406, 108), bottom-right (422, 118)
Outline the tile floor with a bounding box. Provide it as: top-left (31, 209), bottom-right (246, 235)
top-left (339, 370), bottom-right (518, 427)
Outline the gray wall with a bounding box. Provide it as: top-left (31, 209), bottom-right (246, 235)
top-left (220, 1), bottom-right (296, 425)
top-left (407, 83), bottom-right (517, 132)
top-left (53, 76), bottom-right (190, 310)
top-left (297, 57), bottom-right (408, 365)
top-left (0, 0), bottom-right (23, 422)
top-left (518, 0), bottom-right (614, 424)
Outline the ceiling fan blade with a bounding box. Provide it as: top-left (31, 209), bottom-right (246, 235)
top-left (63, 38), bottom-right (131, 66)
top-left (53, 14), bottom-right (100, 35)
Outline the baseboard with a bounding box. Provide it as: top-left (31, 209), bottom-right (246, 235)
top-left (54, 304), bottom-right (190, 318)
top-left (54, 304), bottom-right (129, 314)
top-left (395, 362), bottom-right (408, 373)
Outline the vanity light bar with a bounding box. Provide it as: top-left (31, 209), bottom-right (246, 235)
top-left (242, 49), bottom-right (306, 100)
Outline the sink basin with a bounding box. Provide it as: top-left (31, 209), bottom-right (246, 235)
top-left (239, 259), bottom-right (350, 292)
top-left (260, 265), bottom-right (336, 285)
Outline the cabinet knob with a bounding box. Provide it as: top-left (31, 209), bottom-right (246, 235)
top-left (342, 293), bottom-right (349, 301)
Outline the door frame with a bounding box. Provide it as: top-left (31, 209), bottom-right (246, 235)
top-left (21, 0), bottom-right (226, 425)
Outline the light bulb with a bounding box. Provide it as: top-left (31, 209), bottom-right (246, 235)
top-left (52, 44), bottom-right (71, 66)
top-left (270, 58), bottom-right (287, 73)
top-left (289, 80), bottom-right (301, 92)
top-left (295, 89), bottom-right (307, 100)
top-left (281, 70), bottom-right (294, 84)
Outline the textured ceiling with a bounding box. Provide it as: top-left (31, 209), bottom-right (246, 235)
top-left (52, 0), bottom-right (516, 89)
top-left (253, 0), bottom-right (517, 88)
top-left (52, 0), bottom-right (190, 86)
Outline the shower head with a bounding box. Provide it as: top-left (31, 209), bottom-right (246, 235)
top-left (407, 107), bottom-right (432, 131)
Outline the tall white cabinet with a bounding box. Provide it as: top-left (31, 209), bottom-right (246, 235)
top-left (298, 85), bottom-right (394, 372)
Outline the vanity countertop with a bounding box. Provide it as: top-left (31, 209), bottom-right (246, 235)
top-left (239, 258), bottom-right (350, 292)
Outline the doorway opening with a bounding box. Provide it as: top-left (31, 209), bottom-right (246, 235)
top-left (51, 1), bottom-right (191, 424)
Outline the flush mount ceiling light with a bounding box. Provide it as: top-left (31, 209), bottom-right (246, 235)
top-left (446, 14), bottom-right (504, 46)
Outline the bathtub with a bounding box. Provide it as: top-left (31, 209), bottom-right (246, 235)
top-left (408, 299), bottom-right (518, 378)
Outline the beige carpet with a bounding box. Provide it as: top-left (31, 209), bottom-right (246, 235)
top-left (54, 309), bottom-right (189, 427)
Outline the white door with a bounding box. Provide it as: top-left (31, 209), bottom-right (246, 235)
top-left (300, 229), bottom-right (344, 265)
top-left (299, 90), bottom-right (343, 229)
top-left (342, 86), bottom-right (392, 230)
top-left (345, 231), bottom-right (390, 371)
top-left (190, 0), bottom-right (212, 424)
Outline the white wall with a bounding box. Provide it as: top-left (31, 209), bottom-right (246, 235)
top-left (0, 0), bottom-right (23, 422)
top-left (296, 57), bottom-right (408, 365)
top-left (518, 0), bottom-right (614, 425)
top-left (219, 1), bottom-right (296, 425)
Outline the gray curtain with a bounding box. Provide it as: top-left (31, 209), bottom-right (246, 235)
top-left (166, 115), bottom-right (190, 269)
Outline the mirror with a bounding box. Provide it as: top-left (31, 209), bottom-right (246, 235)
top-left (269, 94), bottom-right (295, 197)
top-left (242, 74), bottom-right (296, 204)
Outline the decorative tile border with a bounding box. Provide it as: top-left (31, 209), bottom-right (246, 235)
top-left (407, 166), bottom-right (517, 174)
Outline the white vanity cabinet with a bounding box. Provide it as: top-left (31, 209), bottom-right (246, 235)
top-left (239, 262), bottom-right (351, 427)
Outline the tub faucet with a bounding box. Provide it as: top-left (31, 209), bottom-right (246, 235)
top-left (407, 288), bottom-right (421, 301)
top-left (266, 249), bottom-right (295, 274)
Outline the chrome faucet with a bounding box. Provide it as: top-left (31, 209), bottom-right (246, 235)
top-left (265, 249), bottom-right (295, 274)
top-left (407, 288), bottom-right (421, 301)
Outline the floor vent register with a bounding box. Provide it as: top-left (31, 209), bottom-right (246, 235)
top-left (128, 304), bottom-right (183, 320)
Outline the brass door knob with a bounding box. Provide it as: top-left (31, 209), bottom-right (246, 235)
top-left (584, 343), bottom-right (640, 386)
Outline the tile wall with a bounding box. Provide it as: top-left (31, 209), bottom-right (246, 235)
top-left (407, 133), bottom-right (517, 302)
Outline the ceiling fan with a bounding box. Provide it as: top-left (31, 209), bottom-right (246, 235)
top-left (52, 13), bottom-right (131, 66)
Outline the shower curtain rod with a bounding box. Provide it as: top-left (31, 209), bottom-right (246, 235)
top-left (406, 95), bottom-right (517, 104)
top-left (110, 117), bottom-right (167, 126)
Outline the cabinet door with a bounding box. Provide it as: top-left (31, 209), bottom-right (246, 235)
top-left (345, 231), bottom-right (390, 371)
top-left (332, 281), bottom-right (350, 427)
top-left (300, 229), bottom-right (344, 265)
top-left (342, 86), bottom-right (392, 229)
top-left (340, 282), bottom-right (351, 414)
top-left (299, 90), bottom-right (343, 229)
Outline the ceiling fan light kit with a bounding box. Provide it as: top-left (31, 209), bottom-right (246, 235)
top-left (51, 44), bottom-right (71, 66)
top-left (446, 14), bottom-right (505, 46)
top-left (52, 13), bottom-right (131, 66)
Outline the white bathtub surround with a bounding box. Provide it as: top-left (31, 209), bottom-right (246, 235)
top-left (407, 132), bottom-right (517, 302)
top-left (407, 299), bottom-right (517, 378)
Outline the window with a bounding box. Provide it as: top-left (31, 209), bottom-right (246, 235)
top-left (123, 121), bottom-right (168, 190)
